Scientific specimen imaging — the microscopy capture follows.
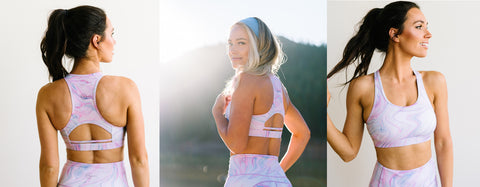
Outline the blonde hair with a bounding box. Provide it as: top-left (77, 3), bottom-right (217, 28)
top-left (223, 18), bottom-right (285, 95)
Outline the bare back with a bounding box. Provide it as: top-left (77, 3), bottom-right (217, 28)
top-left (228, 74), bottom-right (289, 156)
top-left (40, 75), bottom-right (131, 163)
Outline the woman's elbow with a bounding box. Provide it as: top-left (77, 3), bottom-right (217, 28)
top-left (129, 152), bottom-right (149, 167)
top-left (435, 137), bottom-right (453, 151)
top-left (340, 153), bottom-right (357, 163)
top-left (304, 128), bottom-right (311, 141)
top-left (292, 127), bottom-right (311, 142)
top-left (39, 163), bottom-right (59, 177)
top-left (229, 142), bottom-right (247, 154)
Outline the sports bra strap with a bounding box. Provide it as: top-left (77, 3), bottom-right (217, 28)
top-left (262, 127), bottom-right (283, 131)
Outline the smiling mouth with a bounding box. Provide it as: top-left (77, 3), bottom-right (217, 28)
top-left (420, 42), bottom-right (429, 48)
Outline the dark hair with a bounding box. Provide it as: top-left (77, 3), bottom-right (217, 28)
top-left (327, 1), bottom-right (419, 84)
top-left (40, 5), bottom-right (106, 81)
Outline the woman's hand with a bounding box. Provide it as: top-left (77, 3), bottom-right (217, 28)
top-left (212, 93), bottom-right (229, 116)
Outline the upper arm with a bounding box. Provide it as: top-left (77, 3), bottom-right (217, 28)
top-left (283, 87), bottom-right (310, 136)
top-left (424, 71), bottom-right (450, 141)
top-left (342, 77), bottom-right (369, 153)
top-left (122, 78), bottom-right (147, 158)
top-left (36, 85), bottom-right (59, 167)
top-left (226, 73), bottom-right (257, 151)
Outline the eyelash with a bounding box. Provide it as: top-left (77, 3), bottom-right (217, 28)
top-left (416, 25), bottom-right (429, 30)
top-left (228, 42), bottom-right (246, 46)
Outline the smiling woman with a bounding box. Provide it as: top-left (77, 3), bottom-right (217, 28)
top-left (227, 24), bottom-right (250, 69)
top-left (326, 1), bottom-right (452, 186)
top-left (212, 17), bottom-right (310, 186)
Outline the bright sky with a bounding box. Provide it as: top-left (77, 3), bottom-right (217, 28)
top-left (160, 0), bottom-right (327, 63)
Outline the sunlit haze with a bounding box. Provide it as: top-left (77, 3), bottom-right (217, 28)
top-left (160, 0), bottom-right (327, 63)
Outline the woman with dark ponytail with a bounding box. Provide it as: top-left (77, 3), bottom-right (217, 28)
top-left (327, 1), bottom-right (452, 186)
top-left (37, 5), bottom-right (149, 187)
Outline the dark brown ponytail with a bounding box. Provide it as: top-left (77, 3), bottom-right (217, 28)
top-left (40, 5), bottom-right (106, 81)
top-left (327, 1), bottom-right (419, 84)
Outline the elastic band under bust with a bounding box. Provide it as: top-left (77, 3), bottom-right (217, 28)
top-left (239, 17), bottom-right (259, 37)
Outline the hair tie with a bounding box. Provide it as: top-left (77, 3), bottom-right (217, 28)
top-left (239, 17), bottom-right (259, 37)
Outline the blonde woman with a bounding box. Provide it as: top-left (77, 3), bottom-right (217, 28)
top-left (212, 17), bottom-right (310, 186)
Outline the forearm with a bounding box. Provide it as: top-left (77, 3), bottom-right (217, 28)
top-left (213, 111), bottom-right (229, 141)
top-left (130, 156), bottom-right (149, 187)
top-left (279, 131), bottom-right (310, 172)
top-left (327, 114), bottom-right (356, 162)
top-left (436, 138), bottom-right (453, 187)
top-left (39, 164), bottom-right (58, 187)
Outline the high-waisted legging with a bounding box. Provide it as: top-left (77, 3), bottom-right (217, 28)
top-left (369, 157), bottom-right (438, 187)
top-left (58, 160), bottom-right (128, 187)
top-left (224, 154), bottom-right (292, 187)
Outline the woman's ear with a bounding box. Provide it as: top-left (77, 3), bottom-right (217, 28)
top-left (389, 28), bottom-right (400, 43)
top-left (91, 34), bottom-right (102, 48)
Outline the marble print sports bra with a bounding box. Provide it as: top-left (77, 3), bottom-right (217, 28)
top-left (225, 73), bottom-right (285, 139)
top-left (366, 70), bottom-right (436, 148)
top-left (60, 72), bottom-right (125, 151)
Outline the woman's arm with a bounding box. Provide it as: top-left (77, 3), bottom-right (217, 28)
top-left (427, 72), bottom-right (453, 187)
top-left (36, 85), bottom-right (60, 187)
top-left (327, 77), bottom-right (369, 162)
top-left (212, 73), bottom-right (254, 154)
top-left (124, 78), bottom-right (149, 187)
top-left (279, 91), bottom-right (310, 172)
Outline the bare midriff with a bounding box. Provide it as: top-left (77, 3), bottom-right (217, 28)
top-left (67, 147), bottom-right (124, 163)
top-left (230, 137), bottom-right (281, 156)
top-left (375, 140), bottom-right (431, 170)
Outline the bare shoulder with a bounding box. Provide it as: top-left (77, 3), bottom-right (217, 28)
top-left (101, 75), bottom-right (138, 89)
top-left (348, 74), bottom-right (374, 96)
top-left (236, 72), bottom-right (264, 82)
top-left (37, 83), bottom-right (53, 103)
top-left (235, 72), bottom-right (266, 90)
top-left (98, 75), bottom-right (140, 102)
top-left (37, 79), bottom-right (68, 102)
top-left (419, 71), bottom-right (447, 87)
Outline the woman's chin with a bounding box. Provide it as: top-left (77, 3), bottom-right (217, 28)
top-left (415, 53), bottom-right (427, 58)
top-left (101, 58), bottom-right (113, 63)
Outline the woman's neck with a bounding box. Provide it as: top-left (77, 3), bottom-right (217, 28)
top-left (380, 49), bottom-right (414, 82)
top-left (71, 58), bottom-right (101, 74)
